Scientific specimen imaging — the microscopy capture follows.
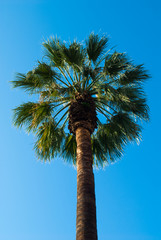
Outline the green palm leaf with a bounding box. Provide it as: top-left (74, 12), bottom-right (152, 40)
top-left (61, 41), bottom-right (85, 69)
top-left (118, 64), bottom-right (149, 85)
top-left (104, 52), bottom-right (130, 77)
top-left (13, 101), bottom-right (54, 132)
top-left (86, 33), bottom-right (108, 63)
top-left (43, 37), bottom-right (65, 67)
top-left (34, 121), bottom-right (65, 160)
top-left (62, 134), bottom-right (77, 164)
top-left (12, 62), bottom-right (60, 94)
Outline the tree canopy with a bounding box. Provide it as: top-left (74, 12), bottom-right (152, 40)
top-left (12, 33), bottom-right (149, 167)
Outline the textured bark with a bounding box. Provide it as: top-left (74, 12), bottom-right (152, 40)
top-left (68, 92), bottom-right (97, 134)
top-left (76, 127), bottom-right (97, 240)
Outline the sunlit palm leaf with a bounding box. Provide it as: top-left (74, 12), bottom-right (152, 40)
top-left (119, 64), bottom-right (149, 85)
top-left (34, 121), bottom-right (65, 160)
top-left (12, 62), bottom-right (59, 94)
top-left (91, 136), bottom-right (107, 167)
top-left (62, 134), bottom-right (77, 164)
top-left (13, 101), bottom-right (54, 132)
top-left (86, 33), bottom-right (108, 63)
top-left (104, 52), bottom-right (130, 77)
top-left (61, 41), bottom-right (85, 70)
top-left (43, 37), bottom-right (65, 67)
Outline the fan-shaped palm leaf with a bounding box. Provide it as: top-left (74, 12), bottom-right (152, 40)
top-left (86, 33), bottom-right (108, 63)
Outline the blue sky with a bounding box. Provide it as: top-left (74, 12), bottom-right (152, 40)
top-left (0, 0), bottom-right (161, 240)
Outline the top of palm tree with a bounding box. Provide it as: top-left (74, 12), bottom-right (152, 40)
top-left (11, 33), bottom-right (150, 167)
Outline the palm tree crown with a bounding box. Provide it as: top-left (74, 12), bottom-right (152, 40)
top-left (12, 33), bottom-right (149, 167)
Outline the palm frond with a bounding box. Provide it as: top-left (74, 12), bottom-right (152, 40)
top-left (96, 82), bottom-right (149, 121)
top-left (104, 52), bottom-right (131, 77)
top-left (86, 33), bottom-right (108, 63)
top-left (61, 41), bottom-right (85, 70)
top-left (91, 136), bottom-right (107, 167)
top-left (62, 134), bottom-right (77, 165)
top-left (118, 64), bottom-right (150, 85)
top-left (108, 86), bottom-right (149, 120)
top-left (96, 123), bottom-right (124, 162)
top-left (110, 112), bottom-right (142, 142)
top-left (43, 37), bottom-right (65, 67)
top-left (13, 101), bottom-right (54, 132)
top-left (96, 112), bottom-right (142, 162)
top-left (34, 121), bottom-right (65, 160)
top-left (12, 62), bottom-right (59, 94)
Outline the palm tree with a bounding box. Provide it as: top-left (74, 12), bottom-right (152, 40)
top-left (12, 33), bottom-right (149, 240)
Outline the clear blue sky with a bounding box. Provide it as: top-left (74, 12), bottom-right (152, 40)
top-left (0, 0), bottom-right (161, 240)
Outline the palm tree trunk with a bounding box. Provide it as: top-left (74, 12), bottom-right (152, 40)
top-left (76, 127), bottom-right (98, 240)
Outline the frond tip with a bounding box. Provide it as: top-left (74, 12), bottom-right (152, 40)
top-left (86, 33), bottom-right (109, 63)
top-left (11, 62), bottom-right (59, 94)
